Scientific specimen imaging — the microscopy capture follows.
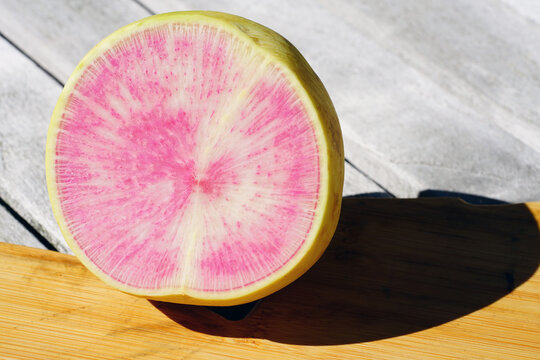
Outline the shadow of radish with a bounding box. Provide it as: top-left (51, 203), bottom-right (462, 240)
top-left (151, 196), bottom-right (540, 345)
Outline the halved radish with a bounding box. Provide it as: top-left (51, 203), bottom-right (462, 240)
top-left (46, 11), bottom-right (344, 306)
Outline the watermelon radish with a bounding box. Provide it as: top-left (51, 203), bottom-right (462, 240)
top-left (46, 11), bottom-right (344, 306)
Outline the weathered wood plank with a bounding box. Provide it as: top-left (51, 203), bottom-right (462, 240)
top-left (327, 0), bottom-right (540, 152)
top-left (0, 203), bottom-right (46, 250)
top-left (0, 0), bottom-right (148, 83)
top-left (325, 0), bottom-right (540, 202)
top-left (0, 37), bottom-right (69, 252)
top-left (140, 0), bottom-right (540, 202)
top-left (501, 0), bottom-right (540, 25)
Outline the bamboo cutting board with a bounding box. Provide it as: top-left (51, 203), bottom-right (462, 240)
top-left (1, 198), bottom-right (539, 359)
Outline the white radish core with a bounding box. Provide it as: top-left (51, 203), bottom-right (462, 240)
top-left (54, 23), bottom-right (320, 292)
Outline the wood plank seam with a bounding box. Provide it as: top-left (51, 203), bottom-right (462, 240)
top-left (0, 31), bottom-right (63, 87)
top-left (345, 158), bottom-right (394, 197)
top-left (132, 0), bottom-right (155, 15)
top-left (0, 197), bottom-right (56, 251)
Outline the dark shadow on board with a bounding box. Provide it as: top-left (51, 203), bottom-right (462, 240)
top-left (151, 192), bottom-right (540, 345)
top-left (418, 189), bottom-right (508, 205)
top-left (345, 191), bottom-right (391, 199)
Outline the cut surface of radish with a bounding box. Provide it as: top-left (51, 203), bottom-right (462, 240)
top-left (47, 12), bottom-right (344, 305)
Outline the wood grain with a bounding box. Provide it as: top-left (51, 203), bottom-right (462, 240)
top-left (1, 198), bottom-right (539, 359)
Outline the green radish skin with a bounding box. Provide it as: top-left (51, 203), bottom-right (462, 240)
top-left (46, 11), bottom-right (344, 306)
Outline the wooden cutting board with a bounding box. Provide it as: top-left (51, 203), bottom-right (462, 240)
top-left (1, 198), bottom-right (539, 359)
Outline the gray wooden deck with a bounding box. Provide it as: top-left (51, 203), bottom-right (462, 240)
top-left (1, 0), bottom-right (540, 252)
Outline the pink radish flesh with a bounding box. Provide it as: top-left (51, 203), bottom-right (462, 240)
top-left (54, 24), bottom-right (320, 292)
